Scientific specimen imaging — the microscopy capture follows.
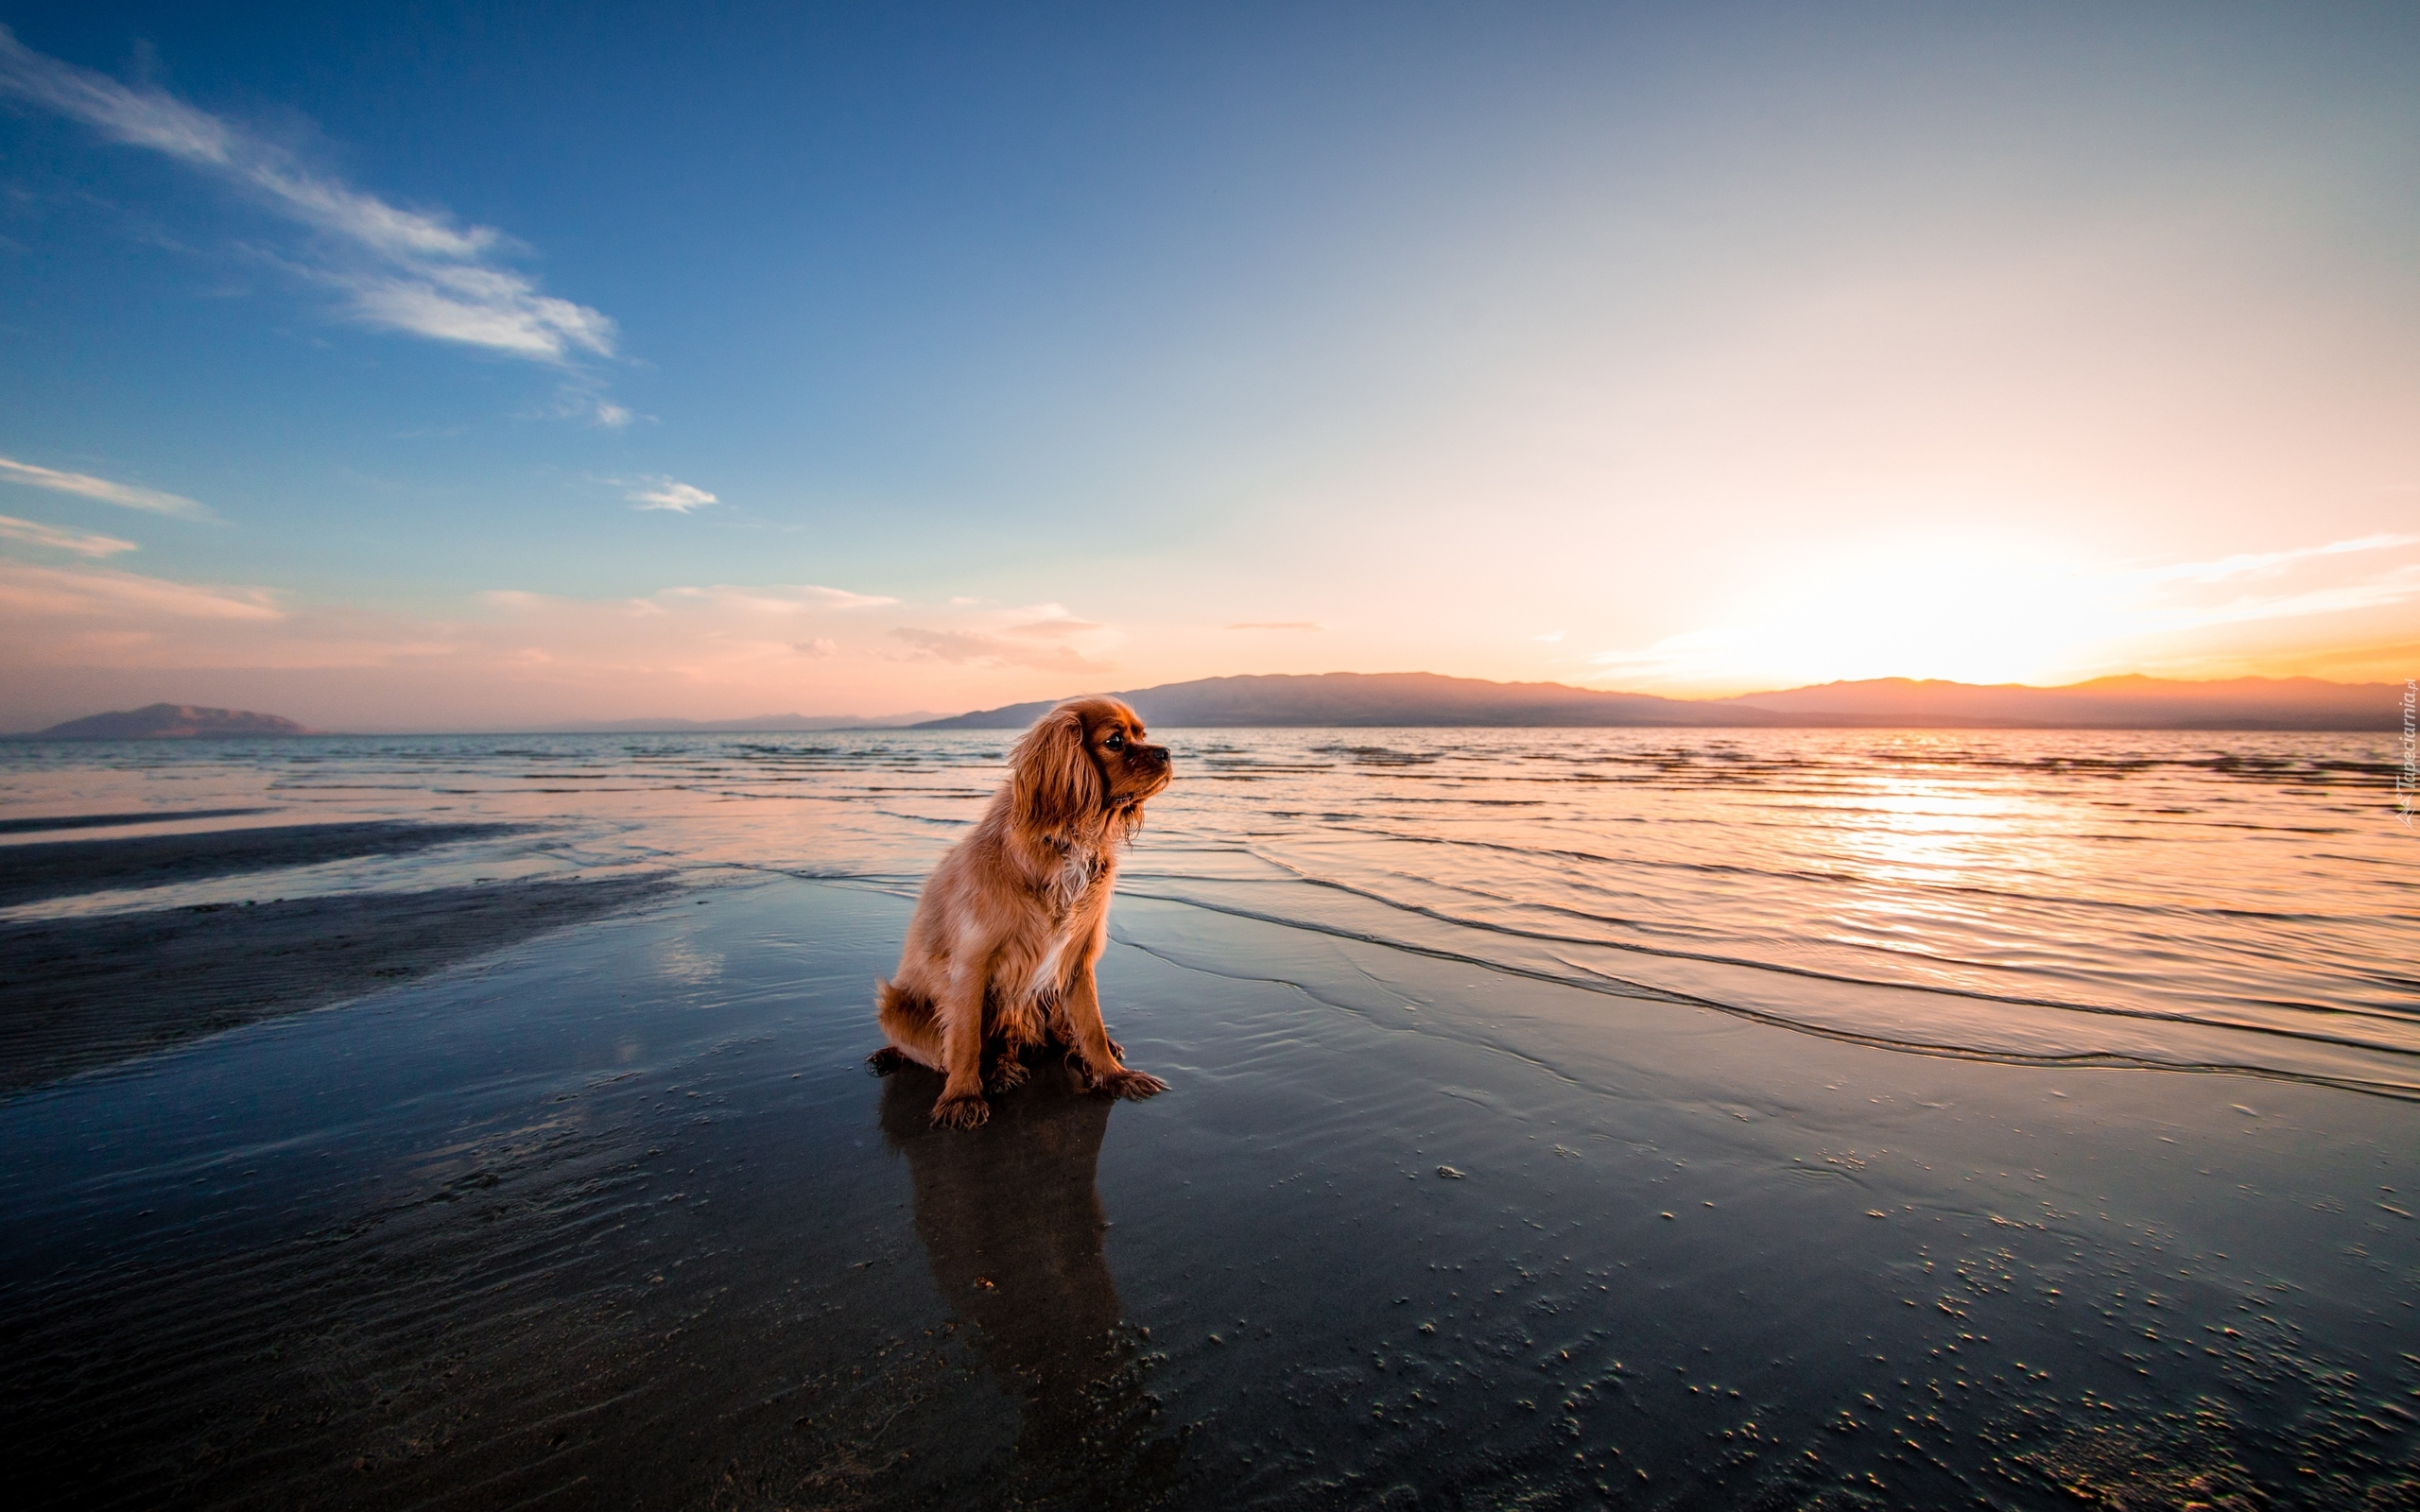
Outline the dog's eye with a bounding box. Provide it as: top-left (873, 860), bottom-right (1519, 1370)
top-left (1104, 731), bottom-right (1126, 750)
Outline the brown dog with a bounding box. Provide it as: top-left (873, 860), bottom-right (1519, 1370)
top-left (870, 696), bottom-right (1172, 1127)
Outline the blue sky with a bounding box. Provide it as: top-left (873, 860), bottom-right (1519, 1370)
top-left (3, 3), bottom-right (2416, 728)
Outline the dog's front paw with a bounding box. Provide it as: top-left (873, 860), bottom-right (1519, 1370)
top-left (866, 1045), bottom-right (908, 1076)
top-left (930, 1091), bottom-right (991, 1129)
top-left (986, 1057), bottom-right (1029, 1093)
top-left (1094, 1068), bottom-right (1168, 1101)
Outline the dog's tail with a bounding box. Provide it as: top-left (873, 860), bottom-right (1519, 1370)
top-left (872, 978), bottom-right (942, 1073)
top-left (875, 977), bottom-right (935, 1031)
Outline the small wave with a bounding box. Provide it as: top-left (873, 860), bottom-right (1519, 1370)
top-left (11, 726), bottom-right (2406, 1097)
top-left (1115, 888), bottom-right (2420, 1102)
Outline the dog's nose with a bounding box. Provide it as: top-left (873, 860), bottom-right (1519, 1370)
top-left (1139, 744), bottom-right (1170, 769)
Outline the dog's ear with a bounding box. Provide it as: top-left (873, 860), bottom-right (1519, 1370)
top-left (1011, 705), bottom-right (1102, 833)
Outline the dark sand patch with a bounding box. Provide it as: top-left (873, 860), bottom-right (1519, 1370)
top-left (0, 874), bottom-right (679, 1094)
top-left (0, 880), bottom-right (2411, 1510)
top-left (0, 808), bottom-right (276, 836)
top-left (0, 821), bottom-right (534, 908)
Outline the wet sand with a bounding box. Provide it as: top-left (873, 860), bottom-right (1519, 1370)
top-left (0, 807), bottom-right (274, 836)
top-left (3, 874), bottom-right (2411, 1510)
top-left (0, 874), bottom-right (678, 1094)
top-left (0, 821), bottom-right (535, 909)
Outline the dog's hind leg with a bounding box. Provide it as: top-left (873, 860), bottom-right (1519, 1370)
top-left (1044, 996), bottom-right (1120, 1061)
top-left (988, 989), bottom-right (1046, 1092)
top-left (985, 1049), bottom-right (1029, 1093)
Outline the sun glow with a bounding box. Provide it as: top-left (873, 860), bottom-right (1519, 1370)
top-left (1756, 541), bottom-right (2128, 685)
top-left (1590, 538), bottom-right (2125, 691)
top-left (1587, 530), bottom-right (2420, 695)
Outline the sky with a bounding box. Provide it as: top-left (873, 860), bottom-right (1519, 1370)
top-left (1, 2), bottom-right (2416, 730)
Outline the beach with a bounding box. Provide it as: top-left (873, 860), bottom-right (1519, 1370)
top-left (2, 731), bottom-right (2414, 1508)
top-left (13, 6), bottom-right (2417, 1504)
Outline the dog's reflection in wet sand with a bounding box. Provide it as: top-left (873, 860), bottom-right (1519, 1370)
top-left (878, 1057), bottom-right (1181, 1494)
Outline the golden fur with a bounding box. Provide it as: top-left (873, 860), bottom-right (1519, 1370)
top-left (870, 696), bottom-right (1172, 1127)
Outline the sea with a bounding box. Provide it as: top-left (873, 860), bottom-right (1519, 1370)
top-left (5, 726), bottom-right (2411, 1099)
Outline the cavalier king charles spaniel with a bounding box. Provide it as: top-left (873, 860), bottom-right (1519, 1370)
top-left (869, 696), bottom-right (1172, 1127)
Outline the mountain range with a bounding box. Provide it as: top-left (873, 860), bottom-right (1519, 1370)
top-left (914, 672), bottom-right (2404, 731)
top-left (16, 675), bottom-right (2403, 737)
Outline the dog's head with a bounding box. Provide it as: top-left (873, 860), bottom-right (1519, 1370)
top-left (1009, 696), bottom-right (1171, 837)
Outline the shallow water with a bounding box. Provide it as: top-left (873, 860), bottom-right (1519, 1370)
top-left (5, 728), bottom-right (2412, 1094)
top-left (1, 730), bottom-right (2414, 1509)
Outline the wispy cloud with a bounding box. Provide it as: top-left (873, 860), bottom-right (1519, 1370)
top-left (0, 454), bottom-right (214, 521)
top-left (341, 266), bottom-right (614, 360)
top-left (800, 585), bottom-right (898, 611)
top-left (544, 384), bottom-right (638, 429)
top-left (627, 478), bottom-right (717, 513)
top-left (890, 627), bottom-right (1102, 672)
top-left (0, 513), bottom-right (137, 557)
top-left (1004, 617), bottom-right (1105, 639)
top-left (2131, 533), bottom-right (2420, 586)
top-left (650, 582), bottom-right (897, 612)
top-left (0, 25), bottom-right (615, 365)
top-left (2092, 534), bottom-right (2420, 641)
top-left (0, 559), bottom-right (281, 620)
top-left (1225, 620), bottom-right (1322, 631)
top-left (2127, 562), bottom-right (2420, 634)
top-left (1584, 627), bottom-right (1753, 682)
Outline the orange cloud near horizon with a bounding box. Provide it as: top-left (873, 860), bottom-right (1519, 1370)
top-left (1, 525), bottom-right (2413, 731)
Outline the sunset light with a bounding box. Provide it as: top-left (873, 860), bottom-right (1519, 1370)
top-left (1582, 529), bottom-right (2420, 694)
top-left (6, 9), bottom-right (2416, 1508)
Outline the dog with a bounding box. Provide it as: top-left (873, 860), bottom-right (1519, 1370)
top-left (869, 696), bottom-right (1173, 1127)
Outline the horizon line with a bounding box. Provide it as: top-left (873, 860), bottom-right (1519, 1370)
top-left (9, 666), bottom-right (2410, 739)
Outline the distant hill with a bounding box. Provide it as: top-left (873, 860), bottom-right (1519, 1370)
top-left (918, 673), bottom-right (1787, 730)
top-left (917, 671), bottom-right (2402, 731)
top-left (28, 703), bottom-right (315, 739)
top-left (527, 712), bottom-right (942, 733)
